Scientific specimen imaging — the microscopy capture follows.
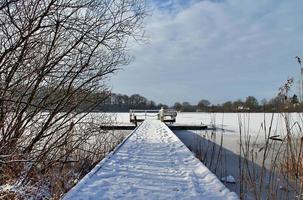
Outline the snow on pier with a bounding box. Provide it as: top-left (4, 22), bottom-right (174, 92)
top-left (63, 120), bottom-right (238, 200)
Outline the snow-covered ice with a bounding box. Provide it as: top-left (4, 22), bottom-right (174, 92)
top-left (63, 119), bottom-right (238, 200)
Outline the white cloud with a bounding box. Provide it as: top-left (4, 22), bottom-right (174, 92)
top-left (111, 0), bottom-right (303, 105)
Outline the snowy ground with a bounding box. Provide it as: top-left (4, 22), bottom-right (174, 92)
top-left (63, 120), bottom-right (238, 200)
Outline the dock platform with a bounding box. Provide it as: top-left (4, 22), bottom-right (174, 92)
top-left (63, 120), bottom-right (237, 200)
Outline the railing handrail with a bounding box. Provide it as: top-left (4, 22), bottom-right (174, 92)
top-left (130, 109), bottom-right (177, 113)
top-left (130, 109), bottom-right (160, 113)
top-left (129, 109), bottom-right (177, 123)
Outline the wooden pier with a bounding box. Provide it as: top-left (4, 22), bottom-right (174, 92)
top-left (63, 120), bottom-right (237, 200)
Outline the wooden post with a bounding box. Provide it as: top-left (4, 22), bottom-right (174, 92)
top-left (159, 107), bottom-right (164, 122)
top-left (134, 115), bottom-right (138, 127)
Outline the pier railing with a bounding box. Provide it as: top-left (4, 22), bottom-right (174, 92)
top-left (129, 109), bottom-right (177, 123)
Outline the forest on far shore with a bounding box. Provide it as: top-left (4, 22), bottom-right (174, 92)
top-left (96, 92), bottom-right (301, 113)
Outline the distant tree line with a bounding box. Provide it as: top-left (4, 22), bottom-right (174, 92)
top-left (96, 93), bottom-right (169, 112)
top-left (173, 95), bottom-right (301, 113)
top-left (94, 93), bottom-right (302, 113)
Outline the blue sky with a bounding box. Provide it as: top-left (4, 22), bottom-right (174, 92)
top-left (110, 0), bottom-right (303, 105)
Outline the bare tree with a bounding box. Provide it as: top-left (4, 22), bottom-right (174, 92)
top-left (0, 0), bottom-right (145, 198)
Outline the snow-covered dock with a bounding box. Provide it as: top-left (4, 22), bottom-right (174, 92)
top-left (63, 120), bottom-right (238, 200)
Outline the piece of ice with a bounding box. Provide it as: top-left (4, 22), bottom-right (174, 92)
top-left (221, 175), bottom-right (236, 183)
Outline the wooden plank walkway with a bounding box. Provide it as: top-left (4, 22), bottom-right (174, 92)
top-left (63, 120), bottom-right (238, 200)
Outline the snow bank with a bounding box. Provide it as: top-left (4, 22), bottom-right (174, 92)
top-left (62, 120), bottom-right (238, 200)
